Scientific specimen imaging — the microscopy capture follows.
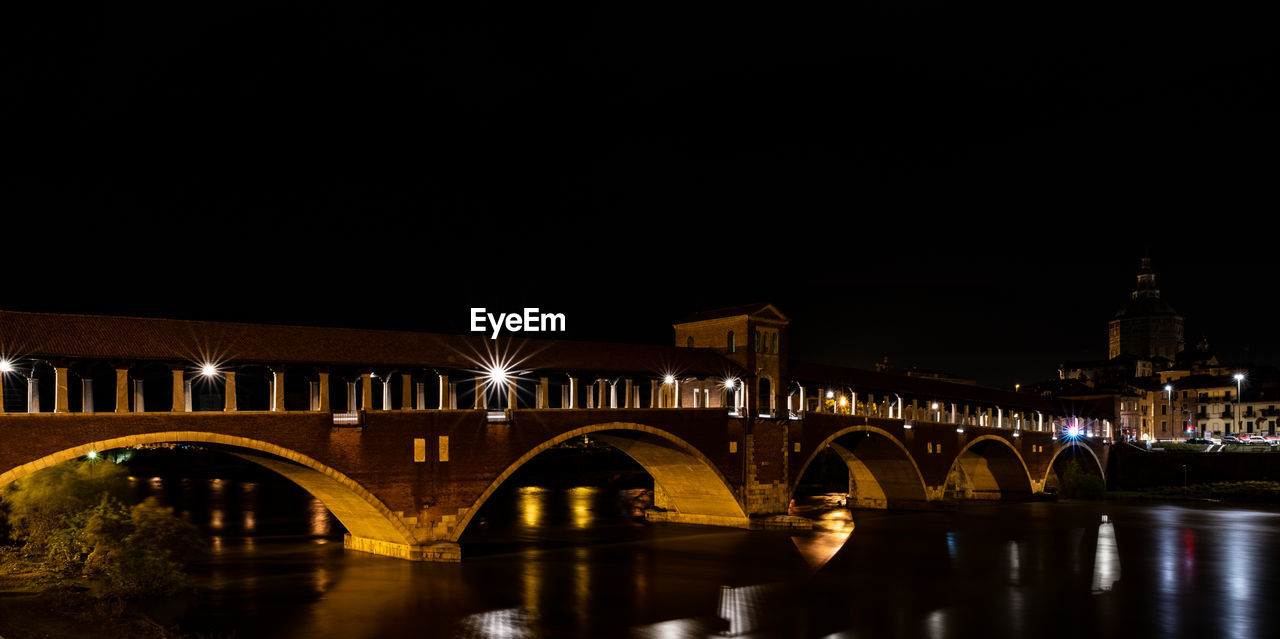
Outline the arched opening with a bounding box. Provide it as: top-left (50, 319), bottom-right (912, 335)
top-left (1043, 443), bottom-right (1106, 496)
top-left (758, 377), bottom-right (773, 416)
top-left (454, 423), bottom-right (748, 543)
top-left (944, 436), bottom-right (1033, 500)
top-left (792, 427), bottom-right (930, 510)
top-left (0, 432), bottom-right (417, 555)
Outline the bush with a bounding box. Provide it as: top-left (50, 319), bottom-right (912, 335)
top-left (0, 460), bottom-right (201, 596)
top-left (1058, 460), bottom-right (1106, 499)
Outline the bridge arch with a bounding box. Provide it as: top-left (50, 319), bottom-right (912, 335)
top-left (0, 432), bottom-right (417, 550)
top-left (1042, 441), bottom-right (1106, 486)
top-left (792, 426), bottom-right (930, 508)
top-left (452, 422), bottom-right (748, 540)
top-left (945, 435), bottom-right (1034, 500)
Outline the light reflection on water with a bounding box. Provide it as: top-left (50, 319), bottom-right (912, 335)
top-left (92, 481), bottom-right (1280, 639)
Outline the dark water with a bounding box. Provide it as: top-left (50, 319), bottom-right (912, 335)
top-left (51, 469), bottom-right (1280, 638)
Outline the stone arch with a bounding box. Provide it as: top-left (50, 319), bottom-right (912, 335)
top-left (1043, 442), bottom-right (1106, 487)
top-left (791, 426), bottom-right (930, 509)
top-left (452, 422), bottom-right (748, 540)
top-left (0, 431), bottom-right (417, 553)
top-left (945, 435), bottom-right (1034, 500)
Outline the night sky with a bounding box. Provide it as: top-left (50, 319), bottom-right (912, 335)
top-left (4, 2), bottom-right (1276, 388)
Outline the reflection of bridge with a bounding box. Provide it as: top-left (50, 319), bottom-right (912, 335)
top-left (0, 306), bottom-right (1111, 561)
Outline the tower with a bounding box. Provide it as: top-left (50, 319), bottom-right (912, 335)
top-left (1108, 258), bottom-right (1184, 361)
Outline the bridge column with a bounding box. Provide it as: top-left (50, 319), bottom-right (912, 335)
top-left (473, 377), bottom-right (485, 409)
top-left (508, 384), bottom-right (517, 411)
top-left (361, 373), bottom-right (373, 411)
top-left (272, 369), bottom-right (286, 412)
top-left (438, 373), bottom-right (450, 409)
top-left (402, 374), bottom-right (413, 410)
top-left (27, 376), bottom-right (39, 413)
top-left (380, 374), bottom-right (392, 411)
top-left (53, 366), bottom-right (70, 413)
top-left (624, 379), bottom-right (634, 408)
top-left (538, 377), bottom-right (549, 408)
top-left (415, 380), bottom-right (425, 411)
top-left (171, 368), bottom-right (187, 412)
top-left (596, 379), bottom-right (607, 409)
top-left (316, 372), bottom-right (330, 412)
top-left (649, 380), bottom-right (659, 408)
top-left (910, 399), bottom-right (918, 421)
top-left (81, 378), bottom-right (94, 413)
top-left (132, 379), bottom-right (145, 412)
top-left (569, 377), bottom-right (579, 408)
top-left (115, 368), bottom-right (130, 413)
top-left (224, 371), bottom-right (237, 411)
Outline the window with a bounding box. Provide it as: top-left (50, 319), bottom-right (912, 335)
top-left (727, 331), bottom-right (735, 353)
top-left (754, 330), bottom-right (760, 352)
top-left (771, 332), bottom-right (778, 354)
top-left (687, 337), bottom-right (694, 348)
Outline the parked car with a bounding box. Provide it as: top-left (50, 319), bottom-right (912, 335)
top-left (1185, 437), bottom-right (1213, 445)
top-left (1244, 435), bottom-right (1274, 446)
top-left (1222, 435), bottom-right (1243, 445)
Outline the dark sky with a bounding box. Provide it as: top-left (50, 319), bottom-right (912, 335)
top-left (3, 2), bottom-right (1276, 388)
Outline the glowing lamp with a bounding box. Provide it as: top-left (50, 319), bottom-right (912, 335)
top-left (86, 450), bottom-right (98, 460)
top-left (487, 366), bottom-right (509, 385)
top-left (1067, 425), bottom-right (1081, 438)
top-left (0, 359), bottom-right (11, 373)
top-left (724, 378), bottom-right (737, 390)
top-left (200, 363), bottom-right (218, 377)
top-left (663, 375), bottom-right (675, 385)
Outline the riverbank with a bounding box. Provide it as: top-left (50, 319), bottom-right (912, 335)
top-left (0, 552), bottom-right (198, 639)
top-left (1099, 481), bottom-right (1280, 505)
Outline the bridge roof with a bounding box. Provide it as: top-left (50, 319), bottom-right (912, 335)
top-left (0, 310), bottom-right (740, 377)
top-left (790, 360), bottom-right (1106, 417)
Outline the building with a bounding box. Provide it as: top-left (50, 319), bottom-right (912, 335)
top-left (1108, 257), bottom-right (1184, 361)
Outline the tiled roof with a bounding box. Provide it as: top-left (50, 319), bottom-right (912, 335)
top-left (675, 303), bottom-right (789, 325)
top-left (0, 310), bottom-right (739, 376)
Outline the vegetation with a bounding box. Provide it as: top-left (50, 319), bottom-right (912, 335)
top-left (1057, 460), bottom-right (1107, 500)
top-left (1139, 481), bottom-right (1280, 504)
top-left (0, 458), bottom-right (201, 597)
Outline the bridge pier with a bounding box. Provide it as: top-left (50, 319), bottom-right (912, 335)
top-left (343, 535), bottom-right (462, 562)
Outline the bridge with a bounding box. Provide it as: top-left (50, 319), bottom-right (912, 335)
top-left (0, 305), bottom-right (1112, 562)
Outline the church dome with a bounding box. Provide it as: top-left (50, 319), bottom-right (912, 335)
top-left (1113, 257), bottom-right (1180, 319)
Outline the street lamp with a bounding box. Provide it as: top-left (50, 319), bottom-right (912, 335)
top-left (1234, 373), bottom-right (1245, 436)
top-left (1164, 384), bottom-right (1173, 442)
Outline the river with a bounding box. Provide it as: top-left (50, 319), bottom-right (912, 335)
top-left (105, 459), bottom-right (1279, 639)
top-left (10, 453), bottom-right (1280, 638)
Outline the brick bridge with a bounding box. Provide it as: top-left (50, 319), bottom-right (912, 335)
top-left (0, 305), bottom-right (1111, 561)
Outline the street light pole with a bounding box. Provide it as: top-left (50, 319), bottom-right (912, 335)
top-left (1165, 384), bottom-right (1173, 442)
top-left (1234, 373), bottom-right (1245, 437)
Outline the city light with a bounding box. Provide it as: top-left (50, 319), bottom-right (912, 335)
top-left (0, 359), bottom-right (11, 373)
top-left (723, 378), bottom-right (737, 390)
top-left (1067, 424), bottom-right (1081, 439)
top-left (487, 366), bottom-right (509, 386)
top-left (201, 363), bottom-right (219, 377)
top-left (86, 450), bottom-right (98, 460)
top-left (663, 375), bottom-right (675, 385)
